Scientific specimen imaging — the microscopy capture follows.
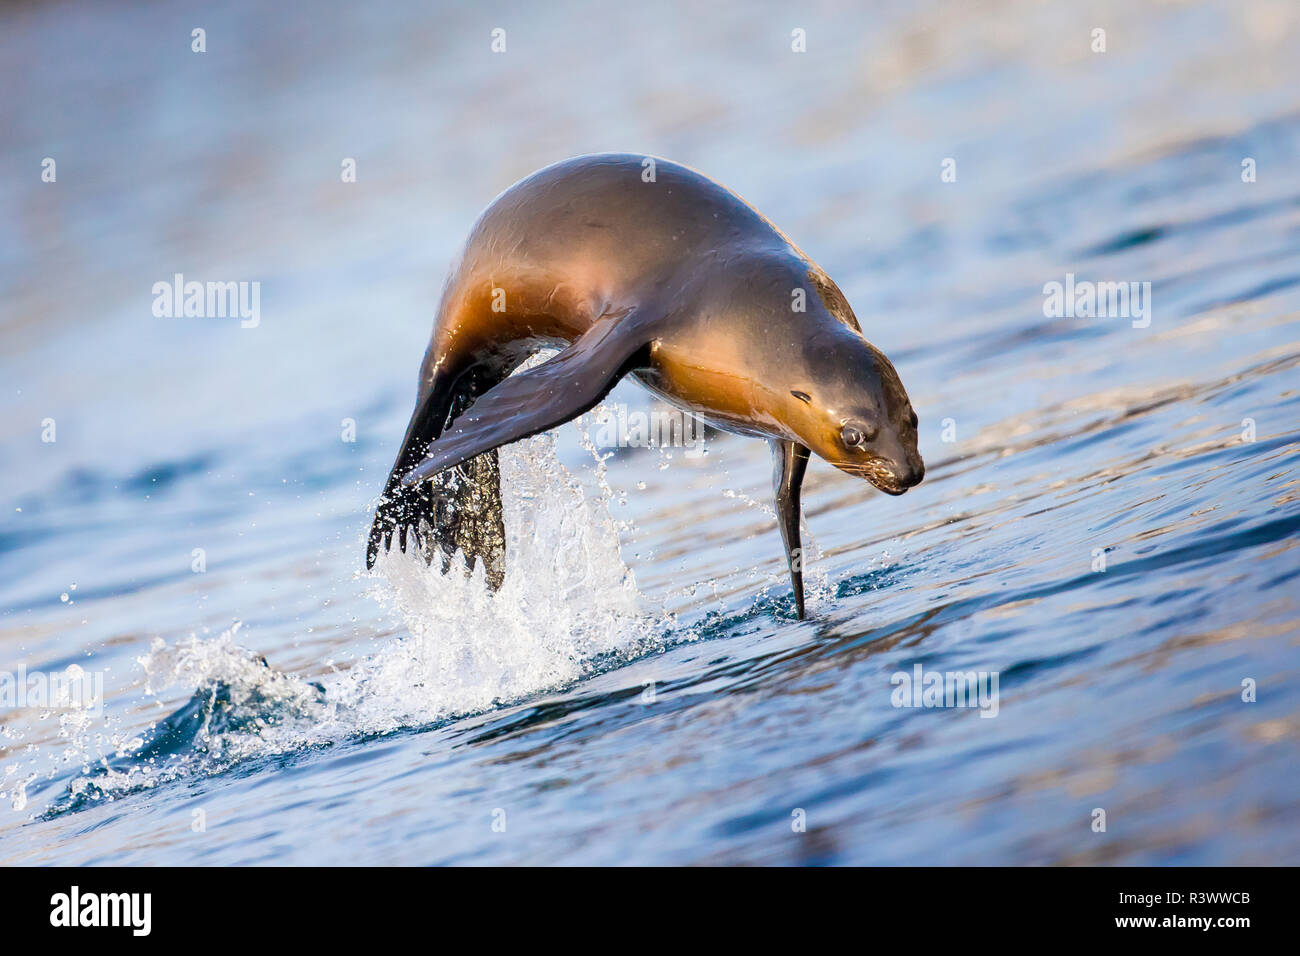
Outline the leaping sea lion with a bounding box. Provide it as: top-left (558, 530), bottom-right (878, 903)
top-left (367, 153), bottom-right (924, 619)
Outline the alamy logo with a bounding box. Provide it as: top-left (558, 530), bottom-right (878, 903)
top-left (890, 663), bottom-right (999, 717)
top-left (1043, 272), bottom-right (1151, 328)
top-left (152, 273), bottom-right (260, 328)
top-left (50, 886), bottom-right (151, 936)
top-left (590, 404), bottom-right (706, 458)
top-left (0, 665), bottom-right (103, 717)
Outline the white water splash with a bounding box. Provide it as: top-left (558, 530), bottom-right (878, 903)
top-left (347, 427), bottom-right (670, 731)
top-left (8, 429), bottom-right (671, 813)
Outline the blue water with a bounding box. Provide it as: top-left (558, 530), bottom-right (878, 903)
top-left (1, 0), bottom-right (1298, 864)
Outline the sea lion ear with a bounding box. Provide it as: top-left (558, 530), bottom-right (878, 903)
top-left (403, 318), bottom-right (652, 485)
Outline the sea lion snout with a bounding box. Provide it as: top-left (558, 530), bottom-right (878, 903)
top-left (833, 449), bottom-right (923, 495)
top-left (881, 456), bottom-right (925, 494)
top-left (871, 425), bottom-right (925, 494)
top-left (889, 431), bottom-right (926, 491)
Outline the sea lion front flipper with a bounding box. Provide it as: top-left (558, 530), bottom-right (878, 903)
top-left (772, 439), bottom-right (811, 620)
top-left (402, 320), bottom-right (652, 485)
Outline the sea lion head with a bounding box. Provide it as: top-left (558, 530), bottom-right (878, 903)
top-left (781, 328), bottom-right (925, 496)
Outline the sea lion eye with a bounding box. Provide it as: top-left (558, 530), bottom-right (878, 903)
top-left (909, 410), bottom-right (918, 428)
top-left (791, 390), bottom-right (811, 404)
top-left (841, 421), bottom-right (876, 448)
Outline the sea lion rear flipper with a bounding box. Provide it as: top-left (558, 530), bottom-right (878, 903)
top-left (367, 365), bottom-right (508, 586)
top-left (403, 320), bottom-right (651, 485)
top-left (367, 371), bottom-right (456, 571)
top-left (772, 439), bottom-right (811, 620)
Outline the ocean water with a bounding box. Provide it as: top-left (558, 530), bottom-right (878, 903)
top-left (1, 0), bottom-right (1298, 865)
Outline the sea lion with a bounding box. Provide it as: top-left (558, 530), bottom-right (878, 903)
top-left (367, 153), bottom-right (923, 619)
